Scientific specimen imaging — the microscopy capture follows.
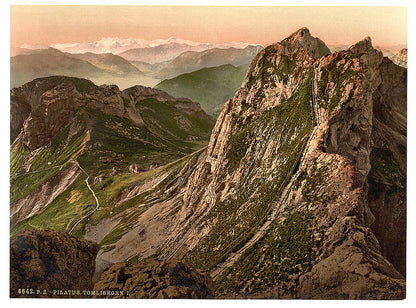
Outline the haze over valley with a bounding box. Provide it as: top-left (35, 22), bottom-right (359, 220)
top-left (10, 36), bottom-right (406, 118)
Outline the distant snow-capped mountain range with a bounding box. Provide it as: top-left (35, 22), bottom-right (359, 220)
top-left (21, 37), bottom-right (260, 55)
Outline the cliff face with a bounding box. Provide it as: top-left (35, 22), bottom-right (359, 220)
top-left (155, 28), bottom-right (405, 298)
top-left (10, 229), bottom-right (99, 297)
top-left (367, 56), bottom-right (407, 276)
top-left (11, 77), bottom-right (122, 149)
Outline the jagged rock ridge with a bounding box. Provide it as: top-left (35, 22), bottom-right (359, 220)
top-left (150, 28), bottom-right (406, 298)
top-left (11, 76), bottom-right (212, 149)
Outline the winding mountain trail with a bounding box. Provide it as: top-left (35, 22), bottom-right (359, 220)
top-left (210, 75), bottom-right (320, 280)
top-left (68, 161), bottom-right (100, 235)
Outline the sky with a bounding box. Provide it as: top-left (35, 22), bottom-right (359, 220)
top-left (10, 5), bottom-right (407, 49)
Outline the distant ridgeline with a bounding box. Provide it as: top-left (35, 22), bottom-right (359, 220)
top-left (156, 64), bottom-right (249, 117)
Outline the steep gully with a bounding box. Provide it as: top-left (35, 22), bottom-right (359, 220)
top-left (210, 70), bottom-right (321, 280)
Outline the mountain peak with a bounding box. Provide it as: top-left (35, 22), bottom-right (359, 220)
top-left (290, 27), bottom-right (311, 38)
top-left (348, 36), bottom-right (375, 54)
top-left (279, 27), bottom-right (330, 58)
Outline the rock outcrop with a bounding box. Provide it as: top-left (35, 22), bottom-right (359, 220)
top-left (93, 258), bottom-right (213, 298)
top-left (298, 221), bottom-right (405, 299)
top-left (279, 27), bottom-right (331, 58)
top-left (10, 229), bottom-right (99, 297)
top-left (391, 49), bottom-right (407, 68)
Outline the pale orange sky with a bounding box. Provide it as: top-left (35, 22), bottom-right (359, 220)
top-left (11, 6), bottom-right (407, 48)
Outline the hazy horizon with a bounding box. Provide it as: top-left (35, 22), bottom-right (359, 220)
top-left (13, 36), bottom-right (408, 50)
top-left (11, 6), bottom-right (407, 49)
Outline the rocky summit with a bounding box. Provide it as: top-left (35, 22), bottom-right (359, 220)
top-left (10, 28), bottom-right (406, 299)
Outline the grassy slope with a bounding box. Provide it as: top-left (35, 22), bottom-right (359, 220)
top-left (10, 96), bottom-right (213, 238)
top-left (94, 150), bottom-right (202, 249)
top-left (155, 64), bottom-right (247, 117)
top-left (216, 210), bottom-right (315, 295)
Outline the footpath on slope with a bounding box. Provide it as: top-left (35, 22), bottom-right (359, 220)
top-left (68, 160), bottom-right (100, 235)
